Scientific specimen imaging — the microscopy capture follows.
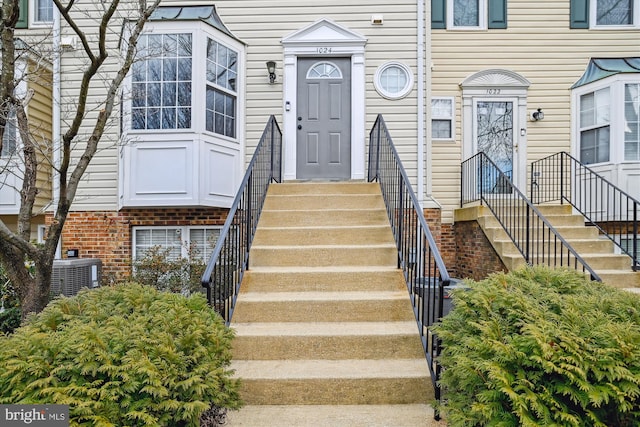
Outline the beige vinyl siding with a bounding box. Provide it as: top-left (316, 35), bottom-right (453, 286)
top-left (27, 60), bottom-right (53, 213)
top-left (431, 0), bottom-right (640, 223)
top-left (210, 0), bottom-right (422, 184)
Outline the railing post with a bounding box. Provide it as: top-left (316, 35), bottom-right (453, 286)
top-left (246, 176), bottom-right (252, 269)
top-left (269, 118), bottom-right (275, 182)
top-left (375, 118), bottom-right (382, 181)
top-left (398, 176), bottom-right (404, 269)
top-left (479, 154), bottom-right (484, 205)
top-left (634, 203), bottom-right (639, 271)
top-left (560, 152), bottom-right (565, 205)
top-left (525, 205), bottom-right (531, 263)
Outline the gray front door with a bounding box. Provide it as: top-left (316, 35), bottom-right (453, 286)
top-left (297, 58), bottom-right (351, 180)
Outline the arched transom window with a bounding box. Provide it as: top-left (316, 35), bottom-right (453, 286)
top-left (307, 61), bottom-right (343, 79)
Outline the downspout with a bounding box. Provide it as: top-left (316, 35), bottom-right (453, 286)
top-left (52, 6), bottom-right (61, 259)
top-left (417, 0), bottom-right (425, 205)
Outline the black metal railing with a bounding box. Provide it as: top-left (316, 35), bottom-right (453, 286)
top-left (368, 114), bottom-right (451, 409)
top-left (531, 151), bottom-right (639, 271)
top-left (461, 152), bottom-right (601, 281)
top-left (201, 116), bottom-right (282, 323)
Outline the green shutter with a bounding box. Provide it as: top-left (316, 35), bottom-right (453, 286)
top-left (431, 0), bottom-right (446, 29)
top-left (488, 0), bottom-right (507, 29)
top-left (16, 0), bottom-right (28, 29)
top-left (570, 0), bottom-right (589, 29)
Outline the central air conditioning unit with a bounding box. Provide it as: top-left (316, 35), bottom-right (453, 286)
top-left (51, 258), bottom-right (102, 297)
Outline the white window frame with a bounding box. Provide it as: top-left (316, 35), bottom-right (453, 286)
top-left (30, 0), bottom-right (53, 26)
top-left (132, 226), bottom-right (222, 263)
top-left (373, 61), bottom-right (414, 100)
top-left (431, 96), bottom-right (455, 141)
top-left (573, 75), bottom-right (640, 165)
top-left (123, 21), bottom-right (244, 143)
top-left (590, 0), bottom-right (640, 29)
top-left (447, 0), bottom-right (487, 30)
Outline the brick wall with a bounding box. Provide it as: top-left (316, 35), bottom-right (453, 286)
top-left (454, 220), bottom-right (507, 281)
top-left (47, 208), bottom-right (229, 283)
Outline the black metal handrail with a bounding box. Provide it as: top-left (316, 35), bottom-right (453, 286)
top-left (368, 114), bottom-right (451, 410)
top-left (531, 151), bottom-right (639, 271)
top-left (201, 116), bottom-right (282, 323)
top-left (461, 152), bottom-right (601, 281)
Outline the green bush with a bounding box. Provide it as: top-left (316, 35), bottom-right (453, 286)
top-left (0, 263), bottom-right (21, 334)
top-left (133, 246), bottom-right (206, 296)
top-left (433, 267), bottom-right (640, 427)
top-left (0, 283), bottom-right (241, 426)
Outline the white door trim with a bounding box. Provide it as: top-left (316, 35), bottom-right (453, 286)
top-left (461, 69), bottom-right (530, 189)
top-left (281, 18), bottom-right (367, 180)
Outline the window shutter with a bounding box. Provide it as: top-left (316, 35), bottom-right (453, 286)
top-left (488, 0), bottom-right (507, 29)
top-left (16, 0), bottom-right (28, 29)
top-left (570, 0), bottom-right (589, 29)
top-left (431, 0), bottom-right (446, 29)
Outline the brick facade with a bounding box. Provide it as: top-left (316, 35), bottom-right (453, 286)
top-left (47, 208), bottom-right (229, 283)
top-left (454, 220), bottom-right (507, 281)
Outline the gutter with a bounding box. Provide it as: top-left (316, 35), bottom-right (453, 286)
top-left (52, 6), bottom-right (61, 259)
top-left (417, 0), bottom-right (425, 206)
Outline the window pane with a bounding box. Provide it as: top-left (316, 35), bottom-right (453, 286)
top-left (189, 228), bottom-right (221, 261)
top-left (454, 0), bottom-right (480, 26)
top-left (432, 98), bottom-right (453, 117)
top-left (135, 228), bottom-right (182, 261)
top-left (1, 109), bottom-right (17, 157)
top-left (36, 0), bottom-right (53, 22)
top-left (580, 127), bottom-right (610, 164)
top-left (432, 120), bottom-right (452, 139)
top-left (625, 84), bottom-right (640, 160)
top-left (596, 0), bottom-right (633, 25)
top-left (206, 86), bottom-right (236, 138)
top-left (132, 33), bottom-right (192, 130)
top-left (580, 88), bottom-right (610, 128)
top-left (206, 38), bottom-right (239, 91)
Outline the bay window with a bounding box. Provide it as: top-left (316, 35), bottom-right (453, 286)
top-left (121, 5), bottom-right (245, 209)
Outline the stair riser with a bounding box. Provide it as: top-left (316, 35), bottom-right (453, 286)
top-left (232, 335), bottom-right (424, 360)
top-left (484, 226), bottom-right (599, 241)
top-left (492, 239), bottom-right (614, 256)
top-left (253, 227), bottom-right (394, 246)
top-left (481, 215), bottom-right (586, 228)
top-left (259, 210), bottom-right (389, 227)
top-left (263, 195), bottom-right (385, 211)
top-left (232, 299), bottom-right (415, 323)
top-left (268, 182), bottom-right (381, 195)
top-left (600, 273), bottom-right (640, 288)
top-left (239, 378), bottom-right (433, 405)
top-left (241, 270), bottom-right (406, 292)
top-left (250, 247), bottom-right (398, 268)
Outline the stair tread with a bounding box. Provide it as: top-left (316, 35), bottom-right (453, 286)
top-left (252, 243), bottom-right (396, 249)
top-left (225, 404), bottom-right (445, 427)
top-left (232, 359), bottom-right (430, 379)
top-left (247, 265), bottom-right (401, 273)
top-left (233, 321), bottom-right (418, 336)
top-left (237, 291), bottom-right (408, 302)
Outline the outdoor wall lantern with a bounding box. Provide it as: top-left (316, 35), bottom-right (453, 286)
top-left (266, 61), bottom-right (277, 84)
top-left (531, 108), bottom-right (544, 121)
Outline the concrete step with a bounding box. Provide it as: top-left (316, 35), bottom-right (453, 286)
top-left (491, 237), bottom-right (615, 256)
top-left (253, 225), bottom-right (394, 246)
top-left (249, 244), bottom-right (397, 268)
top-left (232, 291), bottom-right (416, 323)
top-left (225, 404), bottom-right (446, 427)
top-left (598, 270), bottom-right (640, 288)
top-left (232, 359), bottom-right (432, 405)
top-left (241, 266), bottom-right (406, 292)
top-left (259, 208), bottom-right (389, 227)
top-left (232, 321), bottom-right (424, 360)
top-left (263, 194), bottom-right (385, 210)
top-left (268, 181), bottom-right (381, 195)
top-left (481, 223), bottom-right (600, 241)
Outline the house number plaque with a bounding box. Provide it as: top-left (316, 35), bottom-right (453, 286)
top-left (317, 47), bottom-right (333, 54)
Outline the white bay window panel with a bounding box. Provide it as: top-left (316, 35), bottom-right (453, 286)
top-left (120, 6), bottom-right (245, 209)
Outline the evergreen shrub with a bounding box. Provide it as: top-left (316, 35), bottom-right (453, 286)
top-left (434, 266), bottom-right (640, 427)
top-left (0, 283), bottom-right (241, 426)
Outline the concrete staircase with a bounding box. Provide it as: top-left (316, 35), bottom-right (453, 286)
top-left (456, 204), bottom-right (640, 289)
top-left (225, 181), bottom-right (443, 426)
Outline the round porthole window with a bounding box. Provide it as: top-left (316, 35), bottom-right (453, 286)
top-left (374, 62), bottom-right (413, 100)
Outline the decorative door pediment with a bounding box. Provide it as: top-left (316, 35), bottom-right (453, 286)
top-left (282, 18), bottom-right (367, 48)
